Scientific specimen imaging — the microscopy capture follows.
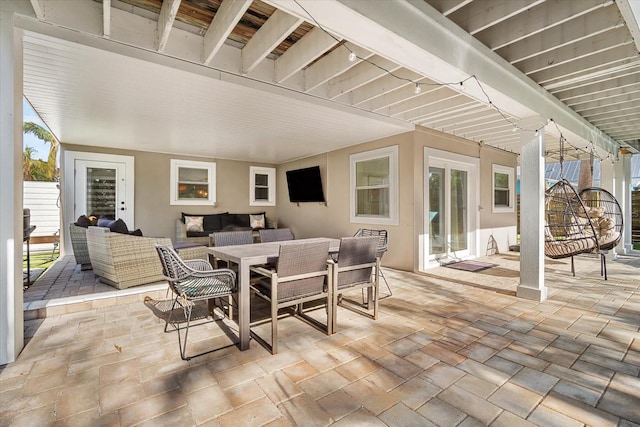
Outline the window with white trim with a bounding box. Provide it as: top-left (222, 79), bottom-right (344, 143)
top-left (492, 164), bottom-right (515, 213)
top-left (170, 159), bottom-right (216, 205)
top-left (350, 145), bottom-right (399, 225)
top-left (249, 166), bottom-right (276, 206)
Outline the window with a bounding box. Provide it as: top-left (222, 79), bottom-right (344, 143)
top-left (170, 159), bottom-right (216, 205)
top-left (350, 145), bottom-right (399, 225)
top-left (492, 164), bottom-right (515, 213)
top-left (250, 166), bottom-right (276, 206)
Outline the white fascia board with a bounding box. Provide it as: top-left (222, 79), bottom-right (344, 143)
top-left (265, 0), bottom-right (619, 155)
top-left (617, 0), bottom-right (640, 52)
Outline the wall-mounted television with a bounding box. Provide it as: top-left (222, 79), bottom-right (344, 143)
top-left (286, 166), bottom-right (325, 203)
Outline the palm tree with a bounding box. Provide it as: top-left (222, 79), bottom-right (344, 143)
top-left (23, 122), bottom-right (59, 181)
top-left (22, 146), bottom-right (35, 181)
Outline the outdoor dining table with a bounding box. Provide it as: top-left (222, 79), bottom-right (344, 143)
top-left (208, 237), bottom-right (341, 351)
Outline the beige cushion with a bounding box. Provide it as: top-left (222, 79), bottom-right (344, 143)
top-left (185, 216), bottom-right (204, 232)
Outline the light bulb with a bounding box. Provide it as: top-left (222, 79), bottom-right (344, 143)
top-left (535, 129), bottom-right (539, 136)
top-left (512, 126), bottom-right (517, 133)
top-left (348, 51), bottom-right (357, 62)
top-left (459, 82), bottom-right (465, 92)
top-left (414, 83), bottom-right (422, 94)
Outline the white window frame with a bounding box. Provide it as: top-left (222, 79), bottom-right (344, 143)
top-left (170, 159), bottom-right (216, 206)
top-left (249, 166), bottom-right (276, 206)
top-left (350, 145), bottom-right (399, 225)
top-left (492, 164), bottom-right (515, 213)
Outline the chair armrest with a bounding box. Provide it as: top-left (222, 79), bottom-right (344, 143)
top-left (250, 266), bottom-right (274, 277)
top-left (184, 259), bottom-right (213, 271)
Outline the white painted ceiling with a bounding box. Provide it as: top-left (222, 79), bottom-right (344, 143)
top-left (18, 0), bottom-right (640, 164)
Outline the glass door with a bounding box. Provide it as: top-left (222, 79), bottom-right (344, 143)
top-left (75, 159), bottom-right (132, 225)
top-left (427, 156), bottom-right (474, 264)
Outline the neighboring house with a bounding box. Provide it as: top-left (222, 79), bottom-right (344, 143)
top-left (23, 181), bottom-right (59, 253)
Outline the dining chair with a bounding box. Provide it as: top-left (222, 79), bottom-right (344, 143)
top-left (330, 236), bottom-right (379, 334)
top-left (249, 240), bottom-right (332, 354)
top-left (210, 230), bottom-right (254, 268)
top-left (353, 228), bottom-right (391, 298)
top-left (154, 244), bottom-right (238, 360)
top-left (258, 228), bottom-right (294, 242)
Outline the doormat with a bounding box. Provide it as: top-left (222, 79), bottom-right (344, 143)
top-left (443, 260), bottom-right (497, 272)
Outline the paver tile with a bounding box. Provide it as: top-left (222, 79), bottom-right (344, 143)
top-left (417, 396), bottom-right (466, 426)
top-left (488, 382), bottom-right (543, 418)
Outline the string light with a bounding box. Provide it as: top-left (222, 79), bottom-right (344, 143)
top-left (291, 0), bottom-right (619, 161)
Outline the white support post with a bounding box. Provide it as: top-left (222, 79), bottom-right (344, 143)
top-left (517, 117), bottom-right (547, 302)
top-left (600, 160), bottom-right (617, 259)
top-left (619, 154), bottom-right (632, 254)
top-left (0, 4), bottom-right (25, 364)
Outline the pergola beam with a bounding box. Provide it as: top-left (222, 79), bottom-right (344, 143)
top-left (275, 27), bottom-right (338, 83)
top-left (103, 0), bottom-right (111, 38)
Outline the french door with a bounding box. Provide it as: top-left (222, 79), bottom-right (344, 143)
top-left (64, 152), bottom-right (135, 229)
top-left (424, 149), bottom-right (478, 267)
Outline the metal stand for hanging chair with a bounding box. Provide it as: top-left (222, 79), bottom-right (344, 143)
top-left (544, 179), bottom-right (599, 276)
top-left (578, 187), bottom-right (623, 280)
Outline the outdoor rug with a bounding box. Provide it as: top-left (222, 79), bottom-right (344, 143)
top-left (443, 260), bottom-right (497, 272)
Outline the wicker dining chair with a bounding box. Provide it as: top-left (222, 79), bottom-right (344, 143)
top-left (330, 236), bottom-right (379, 334)
top-left (353, 228), bottom-right (391, 298)
top-left (250, 240), bottom-right (332, 354)
top-left (258, 228), bottom-right (294, 243)
top-left (210, 230), bottom-right (254, 268)
top-left (154, 244), bottom-right (238, 360)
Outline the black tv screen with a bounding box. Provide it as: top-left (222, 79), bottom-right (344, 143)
top-left (286, 166), bottom-right (325, 203)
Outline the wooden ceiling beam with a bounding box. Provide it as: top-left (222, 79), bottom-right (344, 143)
top-left (325, 56), bottom-right (401, 99)
top-left (496, 8), bottom-right (623, 64)
top-left (388, 87), bottom-right (458, 117)
top-left (530, 44), bottom-right (638, 85)
top-left (448, 0), bottom-right (544, 35)
top-left (552, 69), bottom-right (640, 100)
top-left (103, 0), bottom-right (111, 38)
top-left (303, 42), bottom-right (372, 91)
top-left (423, 106), bottom-right (494, 128)
top-left (242, 9), bottom-right (302, 74)
top-left (157, 0), bottom-right (181, 52)
top-left (397, 96), bottom-right (476, 122)
top-left (475, 0), bottom-right (610, 50)
top-left (203, 0), bottom-right (252, 65)
top-left (348, 69), bottom-right (424, 105)
top-left (517, 27), bottom-right (633, 75)
top-left (29, 0), bottom-right (43, 19)
top-left (275, 27), bottom-right (338, 82)
top-left (427, 0), bottom-right (474, 16)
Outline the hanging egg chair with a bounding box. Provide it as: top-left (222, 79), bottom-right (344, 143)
top-left (544, 178), bottom-right (599, 276)
top-left (578, 187), bottom-right (623, 280)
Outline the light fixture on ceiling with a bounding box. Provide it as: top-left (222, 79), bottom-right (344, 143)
top-left (414, 83), bottom-right (422, 94)
top-left (348, 51), bottom-right (357, 62)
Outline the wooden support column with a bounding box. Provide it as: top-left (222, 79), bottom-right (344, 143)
top-left (517, 116), bottom-right (547, 302)
top-left (0, 3), bottom-right (25, 364)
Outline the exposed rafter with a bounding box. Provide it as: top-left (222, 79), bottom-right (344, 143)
top-left (157, 0), bottom-right (181, 52)
top-left (203, 0), bottom-right (252, 65)
top-left (241, 9), bottom-right (302, 74)
top-left (275, 27), bottom-right (339, 82)
top-left (302, 42), bottom-right (373, 91)
top-left (103, 0), bottom-right (111, 39)
top-left (29, 0), bottom-right (43, 20)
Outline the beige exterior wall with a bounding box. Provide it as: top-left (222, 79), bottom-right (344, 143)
top-left (278, 126), bottom-right (518, 271)
top-left (62, 126), bottom-right (517, 271)
top-left (61, 144), bottom-right (277, 240)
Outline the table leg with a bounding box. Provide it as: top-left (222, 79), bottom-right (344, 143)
top-left (239, 260), bottom-right (251, 350)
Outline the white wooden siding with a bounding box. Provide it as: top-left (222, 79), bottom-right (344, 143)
top-left (23, 181), bottom-right (60, 252)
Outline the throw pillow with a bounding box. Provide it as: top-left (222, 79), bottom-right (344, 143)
top-left (185, 216), bottom-right (204, 232)
top-left (250, 213), bottom-right (266, 229)
top-left (110, 218), bottom-right (129, 234)
top-left (75, 215), bottom-right (91, 228)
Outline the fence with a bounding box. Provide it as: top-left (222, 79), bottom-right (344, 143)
top-left (24, 181), bottom-right (60, 253)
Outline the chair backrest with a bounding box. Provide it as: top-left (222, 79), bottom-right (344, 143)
top-left (259, 228), bottom-right (294, 243)
top-left (336, 236), bottom-right (378, 287)
top-left (212, 230), bottom-right (253, 246)
top-left (275, 241), bottom-right (330, 302)
top-left (353, 228), bottom-right (388, 259)
top-left (155, 244), bottom-right (195, 292)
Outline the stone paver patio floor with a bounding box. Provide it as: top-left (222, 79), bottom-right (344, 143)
top-left (2, 252), bottom-right (640, 426)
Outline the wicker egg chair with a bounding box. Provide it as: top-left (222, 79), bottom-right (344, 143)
top-left (544, 179), bottom-right (599, 276)
top-left (578, 187), bottom-right (623, 280)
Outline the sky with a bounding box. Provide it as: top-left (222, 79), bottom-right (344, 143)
top-left (23, 97), bottom-right (52, 161)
